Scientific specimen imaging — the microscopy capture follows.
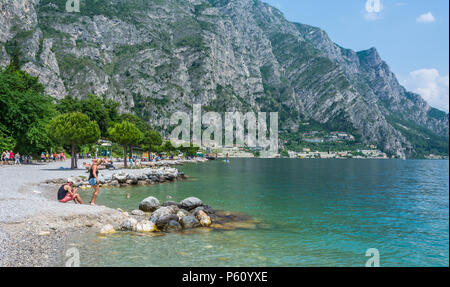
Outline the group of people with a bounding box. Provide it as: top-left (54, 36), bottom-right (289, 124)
top-left (40, 152), bottom-right (66, 162)
top-left (1, 151), bottom-right (32, 165)
top-left (57, 158), bottom-right (104, 206)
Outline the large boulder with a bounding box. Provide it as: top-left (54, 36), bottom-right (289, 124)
top-left (180, 197), bottom-right (203, 210)
top-left (136, 174), bottom-right (148, 181)
top-left (121, 218), bottom-right (138, 231)
top-left (139, 196), bottom-right (160, 212)
top-left (113, 173), bottom-right (128, 183)
top-left (155, 214), bottom-right (179, 230)
top-left (150, 206), bottom-right (177, 222)
top-left (176, 209), bottom-right (190, 220)
top-left (128, 175), bottom-right (138, 184)
top-left (180, 216), bottom-right (200, 229)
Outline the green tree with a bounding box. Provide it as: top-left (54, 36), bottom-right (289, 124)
top-left (160, 140), bottom-right (177, 156)
top-left (0, 67), bottom-right (57, 155)
top-left (57, 94), bottom-right (120, 137)
top-left (47, 112), bottom-right (100, 169)
top-left (0, 124), bottom-right (16, 151)
top-left (141, 129), bottom-right (163, 156)
top-left (108, 121), bottom-right (143, 168)
top-left (179, 143), bottom-right (199, 157)
top-left (119, 113), bottom-right (152, 133)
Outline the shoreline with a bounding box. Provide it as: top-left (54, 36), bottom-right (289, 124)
top-left (0, 158), bottom-right (205, 267)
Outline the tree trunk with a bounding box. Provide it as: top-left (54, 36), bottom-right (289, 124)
top-left (123, 145), bottom-right (127, 168)
top-left (71, 142), bottom-right (76, 169)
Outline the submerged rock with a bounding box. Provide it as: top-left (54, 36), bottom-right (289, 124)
top-left (165, 220), bottom-right (182, 231)
top-left (139, 196), bottom-right (160, 212)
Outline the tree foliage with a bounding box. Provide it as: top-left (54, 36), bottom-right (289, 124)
top-left (57, 94), bottom-right (120, 137)
top-left (47, 112), bottom-right (100, 168)
top-left (0, 66), bottom-right (57, 154)
top-left (108, 121), bottom-right (143, 167)
top-left (141, 129), bottom-right (163, 152)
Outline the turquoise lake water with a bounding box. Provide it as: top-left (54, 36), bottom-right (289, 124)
top-left (76, 159), bottom-right (449, 267)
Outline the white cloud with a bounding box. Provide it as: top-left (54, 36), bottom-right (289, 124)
top-left (364, 0), bottom-right (383, 21)
top-left (400, 69), bottom-right (449, 112)
top-left (416, 12), bottom-right (435, 23)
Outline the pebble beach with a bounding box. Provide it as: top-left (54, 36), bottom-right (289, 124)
top-left (0, 159), bottom-right (204, 266)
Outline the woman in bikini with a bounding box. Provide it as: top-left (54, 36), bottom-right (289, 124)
top-left (88, 158), bottom-right (103, 205)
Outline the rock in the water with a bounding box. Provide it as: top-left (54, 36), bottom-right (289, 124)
top-left (180, 197), bottom-right (203, 210)
top-left (165, 220), bottom-right (182, 231)
top-left (131, 209), bottom-right (145, 216)
top-left (139, 196), bottom-right (160, 212)
top-left (99, 224), bottom-right (115, 234)
top-left (192, 205), bottom-right (216, 215)
top-left (135, 220), bottom-right (157, 232)
top-left (113, 173), bottom-right (128, 183)
top-left (194, 210), bottom-right (208, 219)
top-left (155, 214), bottom-right (179, 230)
top-left (121, 218), bottom-right (138, 231)
top-left (180, 216), bottom-right (200, 229)
top-left (195, 210), bottom-right (212, 227)
top-left (199, 216), bottom-right (212, 227)
top-left (150, 206), bottom-right (176, 222)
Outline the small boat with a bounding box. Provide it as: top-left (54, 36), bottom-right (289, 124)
top-left (206, 156), bottom-right (217, 160)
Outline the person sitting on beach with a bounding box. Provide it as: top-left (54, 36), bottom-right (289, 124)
top-left (58, 178), bottom-right (83, 204)
top-left (103, 158), bottom-right (115, 170)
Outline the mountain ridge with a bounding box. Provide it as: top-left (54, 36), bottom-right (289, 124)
top-left (0, 0), bottom-right (448, 158)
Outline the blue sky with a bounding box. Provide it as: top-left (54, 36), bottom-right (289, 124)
top-left (263, 0), bottom-right (449, 112)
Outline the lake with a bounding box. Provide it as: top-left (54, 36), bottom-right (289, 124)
top-left (76, 159), bottom-right (449, 267)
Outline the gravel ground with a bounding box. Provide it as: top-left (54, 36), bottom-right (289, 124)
top-left (0, 160), bottom-right (128, 266)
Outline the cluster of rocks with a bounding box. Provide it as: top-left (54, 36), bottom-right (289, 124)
top-left (100, 196), bottom-right (217, 234)
top-left (102, 167), bottom-right (185, 188)
top-left (45, 167), bottom-right (186, 189)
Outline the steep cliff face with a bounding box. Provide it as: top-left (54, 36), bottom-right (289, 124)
top-left (0, 0), bottom-right (448, 157)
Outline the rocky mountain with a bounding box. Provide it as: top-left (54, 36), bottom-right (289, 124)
top-left (0, 0), bottom-right (448, 158)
